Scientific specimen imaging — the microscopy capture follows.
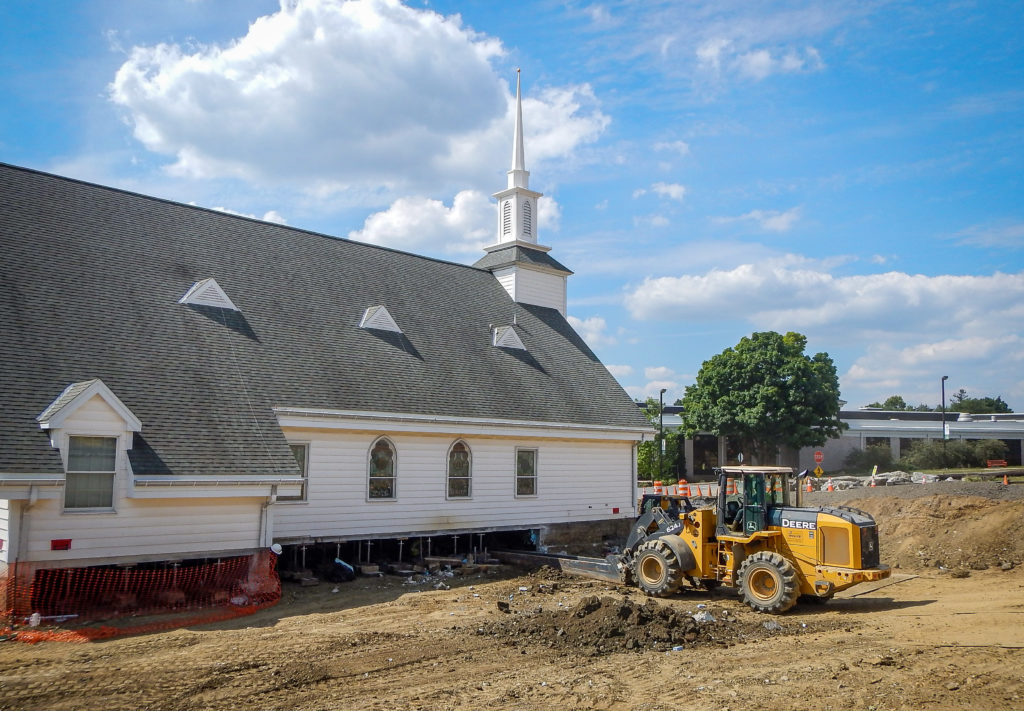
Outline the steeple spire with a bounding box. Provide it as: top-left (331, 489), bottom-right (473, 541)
top-left (476, 70), bottom-right (572, 316)
top-left (509, 69), bottom-right (527, 185)
top-left (491, 70), bottom-right (541, 246)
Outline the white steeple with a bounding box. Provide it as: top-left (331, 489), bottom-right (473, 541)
top-left (476, 71), bottom-right (571, 317)
top-left (491, 69), bottom-right (543, 248)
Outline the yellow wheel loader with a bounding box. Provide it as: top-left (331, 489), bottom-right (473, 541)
top-left (620, 466), bottom-right (889, 613)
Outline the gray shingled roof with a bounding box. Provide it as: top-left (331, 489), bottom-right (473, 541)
top-left (473, 245), bottom-right (573, 274)
top-left (0, 164), bottom-right (648, 476)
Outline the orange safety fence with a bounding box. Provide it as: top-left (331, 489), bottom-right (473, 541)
top-left (1, 551), bottom-right (280, 643)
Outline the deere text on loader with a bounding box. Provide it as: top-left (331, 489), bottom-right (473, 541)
top-left (620, 466), bottom-right (890, 613)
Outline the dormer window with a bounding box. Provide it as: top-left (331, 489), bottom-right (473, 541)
top-left (65, 436), bottom-right (116, 510)
top-left (178, 278), bottom-right (239, 311)
top-left (359, 305), bottom-right (402, 333)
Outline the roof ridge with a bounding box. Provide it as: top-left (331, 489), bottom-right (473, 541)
top-left (0, 161), bottom-right (496, 275)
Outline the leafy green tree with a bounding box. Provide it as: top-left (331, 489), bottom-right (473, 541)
top-left (843, 444), bottom-right (894, 474)
top-left (896, 438), bottom-right (1008, 470)
top-left (681, 331), bottom-right (845, 464)
top-left (882, 395), bottom-right (908, 410)
top-left (637, 397), bottom-right (684, 481)
top-left (950, 390), bottom-right (1012, 414)
top-left (865, 395), bottom-right (932, 411)
top-left (867, 389), bottom-right (1014, 414)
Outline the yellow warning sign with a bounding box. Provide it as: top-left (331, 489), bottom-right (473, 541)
top-left (813, 465), bottom-right (824, 477)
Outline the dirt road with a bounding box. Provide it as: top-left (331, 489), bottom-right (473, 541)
top-left (1, 487), bottom-right (1022, 711)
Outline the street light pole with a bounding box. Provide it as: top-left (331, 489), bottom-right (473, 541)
top-left (941, 375), bottom-right (949, 469)
top-left (659, 388), bottom-right (667, 480)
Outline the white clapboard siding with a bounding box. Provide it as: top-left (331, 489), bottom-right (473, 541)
top-left (274, 430), bottom-right (635, 540)
top-left (21, 497), bottom-right (263, 564)
top-left (494, 270), bottom-right (516, 300)
top-left (0, 499), bottom-right (9, 564)
top-left (62, 393), bottom-right (127, 434)
top-left (490, 267), bottom-right (567, 315)
top-left (513, 269), bottom-right (566, 314)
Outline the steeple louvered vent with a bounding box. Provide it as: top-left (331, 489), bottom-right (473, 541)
top-left (178, 278), bottom-right (239, 311)
top-left (360, 305), bottom-right (403, 333)
top-left (493, 325), bottom-right (526, 350)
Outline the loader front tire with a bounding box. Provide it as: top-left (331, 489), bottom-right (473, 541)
top-left (633, 539), bottom-right (684, 597)
top-left (738, 551), bottom-right (799, 614)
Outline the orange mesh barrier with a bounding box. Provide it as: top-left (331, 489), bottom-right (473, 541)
top-left (1, 551), bottom-right (280, 643)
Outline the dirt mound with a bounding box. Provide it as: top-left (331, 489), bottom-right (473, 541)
top-left (842, 495), bottom-right (1024, 572)
top-left (479, 593), bottom-right (827, 656)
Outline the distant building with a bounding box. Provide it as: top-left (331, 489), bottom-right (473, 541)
top-left (655, 406), bottom-right (1022, 477)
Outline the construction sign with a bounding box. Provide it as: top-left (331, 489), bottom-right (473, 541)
top-left (813, 465), bottom-right (824, 477)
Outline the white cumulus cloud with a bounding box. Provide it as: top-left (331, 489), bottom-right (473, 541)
top-left (604, 364), bottom-right (634, 378)
top-left (654, 140), bottom-right (690, 156)
top-left (645, 366), bottom-right (677, 380)
top-left (715, 207), bottom-right (801, 233)
top-left (347, 189), bottom-right (493, 254)
top-left (625, 261), bottom-right (1024, 334)
top-left (568, 315), bottom-right (617, 348)
top-left (651, 182), bottom-right (687, 201)
top-left (624, 260), bottom-right (1024, 408)
top-left (735, 47), bottom-right (823, 80)
top-left (108, 0), bottom-right (608, 203)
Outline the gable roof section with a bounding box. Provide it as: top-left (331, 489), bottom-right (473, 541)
top-left (37, 378), bottom-right (142, 432)
top-left (0, 163), bottom-right (648, 476)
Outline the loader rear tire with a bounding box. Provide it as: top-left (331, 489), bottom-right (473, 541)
top-left (738, 551), bottom-right (799, 614)
top-left (633, 539), bottom-right (685, 597)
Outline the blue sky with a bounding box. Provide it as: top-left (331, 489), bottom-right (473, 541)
top-left (3, 0), bottom-right (1022, 410)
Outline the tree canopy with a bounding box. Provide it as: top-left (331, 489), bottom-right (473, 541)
top-left (864, 395), bottom-right (931, 411)
top-left (865, 389), bottom-right (1013, 413)
top-left (950, 389), bottom-right (1013, 414)
top-left (636, 397), bottom-right (684, 481)
top-left (681, 331), bottom-right (845, 463)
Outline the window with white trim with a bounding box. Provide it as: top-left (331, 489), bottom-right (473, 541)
top-left (502, 201), bottom-right (512, 235)
top-left (522, 200), bottom-right (532, 236)
top-left (280, 443), bottom-right (308, 502)
top-left (65, 436), bottom-right (116, 510)
top-left (515, 448), bottom-right (537, 497)
top-left (368, 437), bottom-right (396, 499)
top-left (447, 440), bottom-right (472, 498)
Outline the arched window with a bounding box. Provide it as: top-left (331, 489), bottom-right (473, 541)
top-left (368, 437), bottom-right (396, 499)
top-left (522, 200), bottom-right (532, 236)
top-left (502, 201), bottom-right (512, 235)
top-left (447, 440), bottom-right (472, 498)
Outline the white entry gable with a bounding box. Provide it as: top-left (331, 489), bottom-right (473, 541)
top-left (36, 379), bottom-right (142, 432)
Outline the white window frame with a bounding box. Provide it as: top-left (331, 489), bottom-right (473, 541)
top-left (367, 436), bottom-right (397, 501)
top-left (446, 440), bottom-right (472, 500)
top-left (279, 442), bottom-right (309, 503)
top-left (64, 434), bottom-right (118, 513)
top-left (515, 448), bottom-right (538, 498)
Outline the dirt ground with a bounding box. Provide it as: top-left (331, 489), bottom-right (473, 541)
top-left (2, 483), bottom-right (1024, 711)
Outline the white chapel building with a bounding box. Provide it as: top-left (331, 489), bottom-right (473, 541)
top-left (0, 75), bottom-right (650, 582)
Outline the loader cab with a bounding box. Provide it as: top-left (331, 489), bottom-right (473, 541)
top-left (638, 494), bottom-right (692, 518)
top-left (715, 466), bottom-right (793, 538)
